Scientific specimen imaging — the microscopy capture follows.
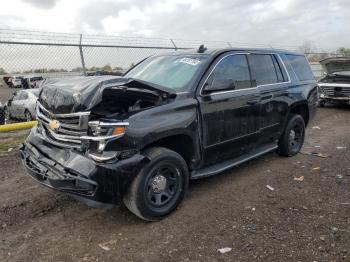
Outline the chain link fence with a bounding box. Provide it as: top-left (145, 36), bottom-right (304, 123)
top-left (0, 29), bottom-right (342, 82)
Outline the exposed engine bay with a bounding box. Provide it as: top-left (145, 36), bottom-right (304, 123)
top-left (91, 87), bottom-right (168, 119)
top-left (38, 76), bottom-right (175, 116)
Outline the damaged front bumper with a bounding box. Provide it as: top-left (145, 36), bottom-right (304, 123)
top-left (20, 127), bottom-right (148, 207)
top-left (319, 93), bottom-right (350, 103)
top-left (318, 84), bottom-right (350, 104)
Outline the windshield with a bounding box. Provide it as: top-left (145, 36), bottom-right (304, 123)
top-left (125, 55), bottom-right (209, 91)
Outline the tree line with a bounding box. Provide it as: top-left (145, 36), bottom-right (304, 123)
top-left (1, 48), bottom-right (350, 75)
top-left (298, 41), bottom-right (350, 62)
top-left (0, 64), bottom-right (127, 75)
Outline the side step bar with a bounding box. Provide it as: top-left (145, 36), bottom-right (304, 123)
top-left (191, 143), bottom-right (278, 179)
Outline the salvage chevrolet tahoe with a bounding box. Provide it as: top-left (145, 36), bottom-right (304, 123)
top-left (20, 48), bottom-right (318, 221)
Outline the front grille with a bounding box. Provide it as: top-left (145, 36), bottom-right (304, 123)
top-left (319, 84), bottom-right (350, 97)
top-left (36, 102), bottom-right (90, 148)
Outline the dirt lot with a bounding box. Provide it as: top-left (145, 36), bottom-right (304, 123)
top-left (0, 105), bottom-right (349, 262)
top-left (0, 82), bottom-right (13, 103)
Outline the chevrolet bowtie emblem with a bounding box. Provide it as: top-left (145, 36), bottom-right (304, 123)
top-left (48, 120), bottom-right (60, 131)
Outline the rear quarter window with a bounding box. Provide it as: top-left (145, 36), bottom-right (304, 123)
top-left (249, 54), bottom-right (287, 86)
top-left (286, 55), bottom-right (314, 81)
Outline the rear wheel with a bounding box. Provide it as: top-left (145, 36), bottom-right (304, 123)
top-left (277, 114), bottom-right (305, 156)
top-left (123, 147), bottom-right (189, 221)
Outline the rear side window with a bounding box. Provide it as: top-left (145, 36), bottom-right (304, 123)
top-left (249, 54), bottom-right (281, 86)
top-left (286, 55), bottom-right (314, 81)
top-left (209, 54), bottom-right (252, 90)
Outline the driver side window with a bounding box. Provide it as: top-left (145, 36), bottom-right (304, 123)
top-left (209, 54), bottom-right (252, 90)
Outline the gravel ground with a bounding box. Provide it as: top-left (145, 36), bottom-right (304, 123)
top-left (0, 84), bottom-right (14, 103)
top-left (0, 104), bottom-right (349, 261)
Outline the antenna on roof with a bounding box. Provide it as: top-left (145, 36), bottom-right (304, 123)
top-left (197, 44), bottom-right (207, 53)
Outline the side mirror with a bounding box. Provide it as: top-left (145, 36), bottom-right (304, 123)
top-left (203, 78), bottom-right (235, 93)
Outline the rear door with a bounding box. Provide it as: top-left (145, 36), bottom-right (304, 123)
top-left (197, 53), bottom-right (261, 166)
top-left (247, 53), bottom-right (290, 147)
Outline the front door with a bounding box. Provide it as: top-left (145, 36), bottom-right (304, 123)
top-left (197, 53), bottom-right (261, 167)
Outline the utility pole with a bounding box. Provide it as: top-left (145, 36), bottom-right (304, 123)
top-left (79, 34), bottom-right (86, 76)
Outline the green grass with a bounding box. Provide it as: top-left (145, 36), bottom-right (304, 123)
top-left (0, 135), bottom-right (27, 152)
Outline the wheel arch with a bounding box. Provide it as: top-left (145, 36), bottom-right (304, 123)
top-left (288, 102), bottom-right (309, 127)
top-left (141, 133), bottom-right (199, 171)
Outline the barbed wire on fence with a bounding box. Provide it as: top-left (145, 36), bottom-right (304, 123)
top-left (0, 28), bottom-right (343, 79)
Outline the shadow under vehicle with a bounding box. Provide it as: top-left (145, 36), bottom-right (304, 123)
top-left (20, 47), bottom-right (318, 221)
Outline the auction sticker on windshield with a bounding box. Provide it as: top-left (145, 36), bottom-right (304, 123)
top-left (178, 57), bottom-right (201, 66)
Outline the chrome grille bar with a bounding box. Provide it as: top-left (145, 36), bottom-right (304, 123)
top-left (319, 84), bottom-right (350, 96)
top-left (36, 102), bottom-right (90, 147)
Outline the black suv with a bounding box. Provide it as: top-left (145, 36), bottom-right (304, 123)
top-left (21, 48), bottom-right (318, 220)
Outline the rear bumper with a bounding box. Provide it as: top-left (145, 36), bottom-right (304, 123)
top-left (20, 127), bottom-right (148, 206)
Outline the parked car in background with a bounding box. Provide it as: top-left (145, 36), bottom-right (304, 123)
top-left (86, 70), bottom-right (124, 76)
top-left (21, 76), bottom-right (44, 89)
top-left (21, 47), bottom-right (318, 221)
top-left (3, 76), bottom-right (14, 88)
top-left (11, 76), bottom-right (24, 88)
top-left (4, 88), bottom-right (40, 122)
top-left (0, 102), bottom-right (5, 124)
top-left (318, 57), bottom-right (350, 106)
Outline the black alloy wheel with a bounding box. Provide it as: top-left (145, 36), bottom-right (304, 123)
top-left (277, 114), bottom-right (305, 156)
top-left (145, 163), bottom-right (182, 208)
top-left (123, 147), bottom-right (189, 221)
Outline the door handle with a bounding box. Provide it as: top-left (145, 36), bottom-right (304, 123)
top-left (247, 99), bottom-right (259, 105)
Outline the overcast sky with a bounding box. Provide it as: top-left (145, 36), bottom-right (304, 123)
top-left (0, 0), bottom-right (349, 51)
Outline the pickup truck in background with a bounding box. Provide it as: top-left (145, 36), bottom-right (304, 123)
top-left (20, 47), bottom-right (318, 221)
top-left (318, 57), bottom-right (350, 106)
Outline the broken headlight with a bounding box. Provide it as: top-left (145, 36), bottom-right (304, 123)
top-left (82, 121), bottom-right (129, 154)
top-left (317, 86), bottom-right (325, 98)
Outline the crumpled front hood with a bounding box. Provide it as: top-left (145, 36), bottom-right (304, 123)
top-left (39, 76), bottom-right (174, 114)
top-left (320, 57), bottom-right (350, 74)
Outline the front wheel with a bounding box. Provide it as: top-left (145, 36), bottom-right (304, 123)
top-left (123, 147), bottom-right (189, 221)
top-left (319, 100), bottom-right (326, 107)
top-left (25, 110), bottom-right (32, 122)
top-left (4, 107), bottom-right (10, 124)
top-left (277, 114), bottom-right (305, 156)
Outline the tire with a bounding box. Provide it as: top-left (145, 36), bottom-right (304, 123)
top-left (319, 100), bottom-right (326, 108)
top-left (277, 114), bottom-right (305, 156)
top-left (4, 107), bottom-right (10, 124)
top-left (25, 110), bottom-right (32, 122)
top-left (0, 109), bottom-right (5, 125)
top-left (123, 147), bottom-right (189, 221)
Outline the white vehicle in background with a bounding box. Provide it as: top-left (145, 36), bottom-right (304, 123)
top-left (4, 89), bottom-right (41, 122)
top-left (11, 76), bottom-right (24, 88)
